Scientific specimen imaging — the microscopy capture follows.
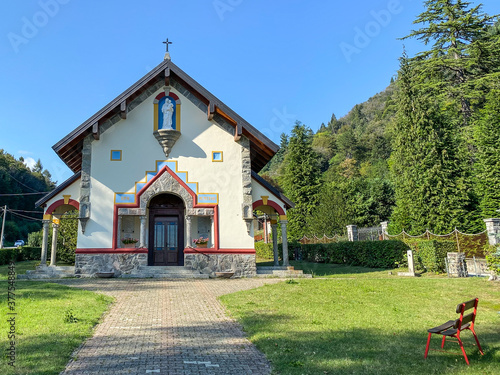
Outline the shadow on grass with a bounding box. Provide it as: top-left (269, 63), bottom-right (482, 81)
top-left (244, 318), bottom-right (500, 375)
top-left (291, 261), bottom-right (392, 277)
top-left (4, 319), bottom-right (497, 375)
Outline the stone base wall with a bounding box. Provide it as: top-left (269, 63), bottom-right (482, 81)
top-left (184, 253), bottom-right (256, 278)
top-left (75, 253), bottom-right (148, 277)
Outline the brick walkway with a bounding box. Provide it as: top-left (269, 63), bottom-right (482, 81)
top-left (57, 278), bottom-right (282, 375)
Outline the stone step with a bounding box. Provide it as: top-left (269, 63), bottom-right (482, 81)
top-left (123, 272), bottom-right (209, 279)
top-left (258, 266), bottom-right (295, 271)
top-left (255, 273), bottom-right (312, 279)
top-left (138, 266), bottom-right (200, 274)
top-left (129, 266), bottom-right (209, 279)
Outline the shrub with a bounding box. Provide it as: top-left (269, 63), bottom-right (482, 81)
top-left (0, 246), bottom-right (41, 266)
top-left (409, 240), bottom-right (455, 273)
top-left (255, 242), bottom-right (274, 260)
top-left (300, 240), bottom-right (408, 268)
top-left (18, 246), bottom-right (41, 261)
top-left (0, 249), bottom-right (19, 265)
top-left (485, 245), bottom-right (500, 275)
top-left (255, 242), bottom-right (299, 261)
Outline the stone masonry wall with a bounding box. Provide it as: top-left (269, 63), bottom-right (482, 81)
top-left (75, 253), bottom-right (147, 277)
top-left (184, 253), bottom-right (256, 278)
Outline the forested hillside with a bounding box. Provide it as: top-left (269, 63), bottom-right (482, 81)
top-left (261, 83), bottom-right (397, 238)
top-left (261, 1), bottom-right (500, 240)
top-left (0, 150), bottom-right (54, 245)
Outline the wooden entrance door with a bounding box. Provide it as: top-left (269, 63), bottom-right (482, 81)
top-left (153, 216), bottom-right (182, 266)
top-left (148, 194), bottom-right (185, 266)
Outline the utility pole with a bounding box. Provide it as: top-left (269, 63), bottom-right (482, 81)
top-left (0, 205), bottom-right (6, 249)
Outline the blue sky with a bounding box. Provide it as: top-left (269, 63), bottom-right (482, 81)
top-left (1, 0), bottom-right (500, 184)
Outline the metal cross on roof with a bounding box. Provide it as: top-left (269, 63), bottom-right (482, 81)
top-left (163, 38), bottom-right (172, 52)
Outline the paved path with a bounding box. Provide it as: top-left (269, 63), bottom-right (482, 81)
top-left (56, 278), bottom-right (282, 375)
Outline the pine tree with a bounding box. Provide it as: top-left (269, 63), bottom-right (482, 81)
top-left (280, 122), bottom-right (321, 240)
top-left (389, 54), bottom-right (473, 234)
top-left (475, 87), bottom-right (500, 218)
top-left (401, 0), bottom-right (497, 123)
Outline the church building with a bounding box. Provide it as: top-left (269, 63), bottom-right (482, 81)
top-left (35, 52), bottom-right (293, 278)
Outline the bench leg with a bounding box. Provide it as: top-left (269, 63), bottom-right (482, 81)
top-left (457, 336), bottom-right (470, 365)
top-left (441, 335), bottom-right (446, 349)
top-left (471, 328), bottom-right (484, 355)
top-left (424, 332), bottom-right (432, 359)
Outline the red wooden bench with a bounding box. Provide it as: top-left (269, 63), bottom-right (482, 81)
top-left (424, 297), bottom-right (483, 365)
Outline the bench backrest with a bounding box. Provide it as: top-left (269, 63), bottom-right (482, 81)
top-left (453, 298), bottom-right (479, 330)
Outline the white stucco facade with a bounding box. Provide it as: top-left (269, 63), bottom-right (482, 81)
top-left (38, 59), bottom-right (292, 277)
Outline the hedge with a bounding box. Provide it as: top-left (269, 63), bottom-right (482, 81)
top-left (299, 240), bottom-right (409, 269)
top-left (255, 242), bottom-right (285, 260)
top-left (408, 240), bottom-right (455, 273)
top-left (0, 246), bottom-right (41, 266)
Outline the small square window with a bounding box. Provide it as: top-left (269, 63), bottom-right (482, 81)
top-left (212, 151), bottom-right (223, 162)
top-left (111, 150), bottom-right (122, 161)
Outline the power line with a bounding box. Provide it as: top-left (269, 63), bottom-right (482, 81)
top-left (0, 191), bottom-right (51, 196)
top-left (9, 209), bottom-right (44, 214)
top-left (4, 171), bottom-right (43, 193)
top-left (8, 211), bottom-right (43, 222)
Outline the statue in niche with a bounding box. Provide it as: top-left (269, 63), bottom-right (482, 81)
top-left (161, 98), bottom-right (174, 129)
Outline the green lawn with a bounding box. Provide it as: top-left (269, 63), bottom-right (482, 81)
top-left (0, 269), bottom-right (113, 374)
top-left (221, 271), bottom-right (500, 374)
top-left (0, 260), bottom-right (39, 280)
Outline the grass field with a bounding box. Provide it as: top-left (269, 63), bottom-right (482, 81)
top-left (221, 265), bottom-right (500, 375)
top-left (0, 261), bottom-right (38, 280)
top-left (0, 262), bottom-right (113, 374)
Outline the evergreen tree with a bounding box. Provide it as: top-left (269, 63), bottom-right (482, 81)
top-left (401, 0), bottom-right (498, 123)
top-left (389, 54), bottom-right (473, 234)
top-left (280, 122), bottom-right (321, 240)
top-left (475, 87), bottom-right (500, 218)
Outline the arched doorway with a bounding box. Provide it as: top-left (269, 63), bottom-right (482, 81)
top-left (148, 194), bottom-right (185, 266)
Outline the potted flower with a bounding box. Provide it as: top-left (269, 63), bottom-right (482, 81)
top-left (193, 237), bottom-right (209, 248)
top-left (121, 238), bottom-right (139, 248)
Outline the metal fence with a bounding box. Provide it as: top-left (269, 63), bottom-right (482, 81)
top-left (357, 226), bottom-right (383, 241)
top-left (299, 234), bottom-right (348, 244)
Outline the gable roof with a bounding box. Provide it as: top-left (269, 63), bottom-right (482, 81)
top-left (251, 171), bottom-right (294, 209)
top-left (53, 59), bottom-right (278, 173)
top-left (35, 171), bottom-right (81, 208)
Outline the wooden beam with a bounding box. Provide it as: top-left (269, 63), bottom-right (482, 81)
top-left (234, 122), bottom-right (242, 141)
top-left (207, 102), bottom-right (215, 121)
top-left (164, 67), bottom-right (171, 86)
top-left (120, 100), bottom-right (127, 119)
top-left (92, 122), bottom-right (100, 140)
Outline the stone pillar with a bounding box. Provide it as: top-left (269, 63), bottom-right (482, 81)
top-left (271, 221), bottom-right (279, 267)
top-left (186, 215), bottom-right (192, 247)
top-left (347, 225), bottom-right (358, 241)
top-left (116, 215), bottom-right (123, 247)
top-left (280, 219), bottom-right (289, 267)
top-left (50, 223), bottom-right (59, 266)
top-left (397, 249), bottom-right (416, 277)
top-left (484, 218), bottom-right (500, 246)
top-left (407, 249), bottom-right (415, 275)
top-left (139, 216), bottom-right (147, 248)
top-left (40, 220), bottom-right (50, 267)
top-left (380, 221), bottom-right (388, 240)
top-left (447, 252), bottom-right (468, 277)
